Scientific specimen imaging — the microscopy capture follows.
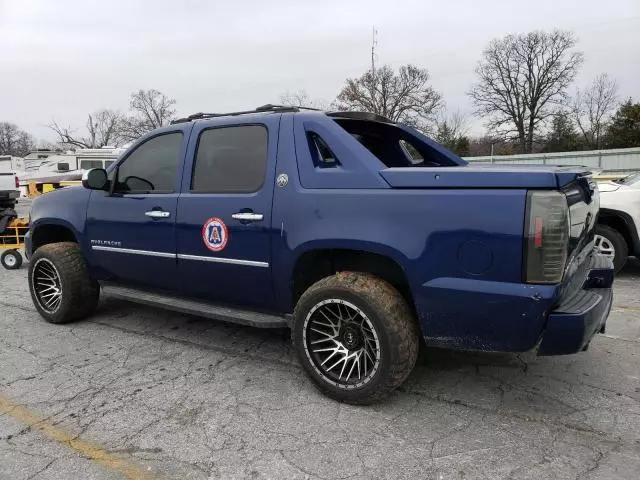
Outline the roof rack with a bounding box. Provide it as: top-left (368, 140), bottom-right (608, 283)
top-left (171, 104), bottom-right (321, 124)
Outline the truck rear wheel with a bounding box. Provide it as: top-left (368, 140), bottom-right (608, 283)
top-left (28, 242), bottom-right (99, 324)
top-left (292, 272), bottom-right (419, 404)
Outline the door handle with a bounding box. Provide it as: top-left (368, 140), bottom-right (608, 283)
top-left (232, 212), bottom-right (263, 222)
top-left (145, 210), bottom-right (171, 218)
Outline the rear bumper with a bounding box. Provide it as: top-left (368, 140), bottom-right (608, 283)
top-left (0, 190), bottom-right (19, 201)
top-left (538, 254), bottom-right (614, 355)
top-left (416, 253), bottom-right (614, 354)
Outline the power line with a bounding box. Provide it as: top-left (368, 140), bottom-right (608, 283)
top-left (371, 26), bottom-right (378, 74)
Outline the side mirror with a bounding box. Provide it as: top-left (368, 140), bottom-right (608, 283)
top-left (82, 168), bottom-right (109, 191)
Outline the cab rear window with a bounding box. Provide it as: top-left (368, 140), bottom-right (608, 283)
top-left (333, 118), bottom-right (458, 168)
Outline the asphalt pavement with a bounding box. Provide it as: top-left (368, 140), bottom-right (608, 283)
top-left (1, 199), bottom-right (639, 479)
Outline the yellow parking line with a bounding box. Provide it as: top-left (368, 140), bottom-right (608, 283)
top-left (614, 306), bottom-right (640, 313)
top-left (0, 394), bottom-right (156, 480)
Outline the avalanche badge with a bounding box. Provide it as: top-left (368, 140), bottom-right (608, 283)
top-left (202, 217), bottom-right (228, 252)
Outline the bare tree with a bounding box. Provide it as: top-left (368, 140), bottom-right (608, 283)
top-left (0, 122), bottom-right (35, 157)
top-left (570, 73), bottom-right (618, 149)
top-left (49, 110), bottom-right (122, 148)
top-left (279, 90), bottom-right (328, 109)
top-left (467, 135), bottom-right (522, 157)
top-left (469, 30), bottom-right (583, 153)
top-left (117, 89), bottom-right (176, 142)
top-left (335, 64), bottom-right (443, 132)
top-left (35, 140), bottom-right (61, 151)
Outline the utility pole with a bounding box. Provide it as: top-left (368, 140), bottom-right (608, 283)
top-left (371, 26), bottom-right (378, 74)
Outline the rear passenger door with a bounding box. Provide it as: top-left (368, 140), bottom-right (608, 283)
top-left (176, 116), bottom-right (279, 311)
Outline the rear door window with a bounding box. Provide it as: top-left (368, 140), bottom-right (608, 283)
top-left (191, 125), bottom-right (268, 193)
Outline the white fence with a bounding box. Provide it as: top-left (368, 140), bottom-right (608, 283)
top-left (464, 147), bottom-right (640, 174)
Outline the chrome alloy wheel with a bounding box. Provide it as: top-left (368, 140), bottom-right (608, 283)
top-left (31, 258), bottom-right (63, 313)
top-left (302, 299), bottom-right (381, 389)
top-left (594, 234), bottom-right (616, 259)
top-left (4, 254), bottom-right (17, 268)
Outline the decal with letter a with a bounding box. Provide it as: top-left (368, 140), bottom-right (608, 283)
top-left (202, 217), bottom-right (228, 252)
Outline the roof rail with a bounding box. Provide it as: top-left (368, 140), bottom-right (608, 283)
top-left (171, 103), bottom-right (321, 124)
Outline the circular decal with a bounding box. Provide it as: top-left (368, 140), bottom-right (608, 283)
top-left (202, 217), bottom-right (228, 252)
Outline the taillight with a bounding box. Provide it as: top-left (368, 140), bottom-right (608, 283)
top-left (15, 176), bottom-right (19, 188)
top-left (524, 191), bottom-right (569, 284)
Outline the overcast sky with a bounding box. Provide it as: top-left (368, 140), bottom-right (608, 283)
top-left (1, 0), bottom-right (639, 142)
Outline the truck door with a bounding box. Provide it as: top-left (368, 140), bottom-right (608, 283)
top-left (176, 116), bottom-right (279, 311)
top-left (86, 127), bottom-right (190, 291)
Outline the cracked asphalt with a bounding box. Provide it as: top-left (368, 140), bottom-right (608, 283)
top-left (1, 201), bottom-right (639, 479)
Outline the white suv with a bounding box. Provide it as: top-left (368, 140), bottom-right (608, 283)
top-left (596, 173), bottom-right (640, 273)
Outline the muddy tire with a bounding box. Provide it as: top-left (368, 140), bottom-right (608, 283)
top-left (292, 272), bottom-right (419, 404)
top-left (594, 224), bottom-right (628, 274)
top-left (28, 242), bottom-right (99, 324)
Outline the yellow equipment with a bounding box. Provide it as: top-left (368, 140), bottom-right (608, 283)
top-left (1, 217), bottom-right (29, 270)
top-left (27, 180), bottom-right (82, 199)
top-left (593, 174), bottom-right (627, 182)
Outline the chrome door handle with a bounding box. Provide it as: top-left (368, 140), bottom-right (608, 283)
top-left (232, 212), bottom-right (263, 222)
top-left (145, 210), bottom-right (171, 218)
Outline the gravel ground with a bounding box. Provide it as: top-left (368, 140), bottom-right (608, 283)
top-left (1, 199), bottom-right (639, 479)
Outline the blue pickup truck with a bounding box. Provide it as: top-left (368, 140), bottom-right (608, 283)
top-left (25, 105), bottom-right (613, 404)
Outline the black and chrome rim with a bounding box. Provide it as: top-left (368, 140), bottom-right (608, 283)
top-left (31, 259), bottom-right (62, 313)
top-left (594, 234), bottom-right (615, 259)
top-left (303, 299), bottom-right (381, 389)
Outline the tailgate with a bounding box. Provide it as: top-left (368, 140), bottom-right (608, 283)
top-left (0, 173), bottom-right (16, 190)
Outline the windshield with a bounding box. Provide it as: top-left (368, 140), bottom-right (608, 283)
top-left (617, 173), bottom-right (640, 186)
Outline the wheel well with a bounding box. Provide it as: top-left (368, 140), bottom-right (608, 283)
top-left (598, 212), bottom-right (633, 255)
top-left (291, 249), bottom-right (414, 310)
top-left (32, 224), bottom-right (77, 251)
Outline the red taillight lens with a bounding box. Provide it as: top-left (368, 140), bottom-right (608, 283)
top-left (534, 216), bottom-right (544, 248)
top-left (15, 176), bottom-right (19, 188)
top-left (524, 191), bottom-right (569, 284)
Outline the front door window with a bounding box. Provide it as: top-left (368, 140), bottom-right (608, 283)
top-left (115, 132), bottom-right (183, 194)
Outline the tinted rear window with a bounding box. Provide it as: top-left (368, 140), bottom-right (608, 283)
top-left (192, 125), bottom-right (268, 193)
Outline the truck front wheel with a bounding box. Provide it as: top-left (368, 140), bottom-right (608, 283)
top-left (292, 272), bottom-right (419, 404)
top-left (28, 242), bottom-right (99, 324)
top-left (594, 224), bottom-right (628, 274)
